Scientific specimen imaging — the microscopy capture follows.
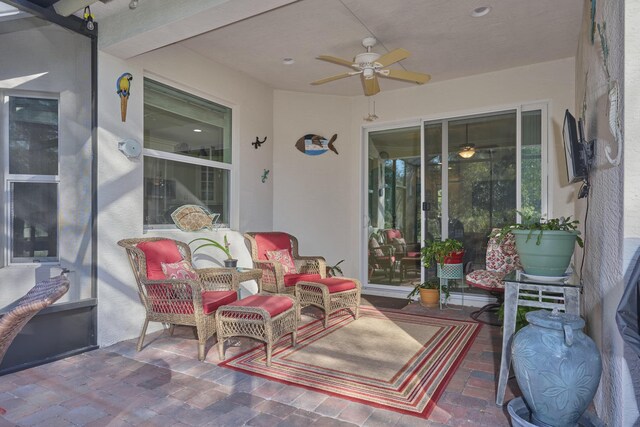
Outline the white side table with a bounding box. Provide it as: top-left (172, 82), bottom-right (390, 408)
top-left (437, 263), bottom-right (464, 309)
top-left (495, 273), bottom-right (581, 406)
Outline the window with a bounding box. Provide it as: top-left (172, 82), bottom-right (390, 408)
top-left (4, 95), bottom-right (59, 263)
top-left (143, 79), bottom-right (232, 227)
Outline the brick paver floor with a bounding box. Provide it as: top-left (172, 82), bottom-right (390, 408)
top-left (0, 296), bottom-right (520, 426)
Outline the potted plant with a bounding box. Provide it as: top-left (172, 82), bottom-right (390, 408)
top-left (492, 214), bottom-right (583, 277)
top-left (326, 259), bottom-right (344, 277)
top-left (421, 238), bottom-right (464, 269)
top-left (189, 235), bottom-right (237, 267)
top-left (407, 277), bottom-right (451, 307)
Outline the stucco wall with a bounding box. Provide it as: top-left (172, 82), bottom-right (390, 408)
top-left (0, 24), bottom-right (92, 305)
top-left (97, 46), bottom-right (274, 347)
top-left (574, 0), bottom-right (631, 424)
top-left (273, 58), bottom-right (576, 282)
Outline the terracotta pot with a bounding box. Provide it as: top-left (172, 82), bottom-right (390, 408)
top-left (419, 288), bottom-right (439, 307)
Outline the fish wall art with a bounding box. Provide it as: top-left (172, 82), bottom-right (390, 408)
top-left (295, 134), bottom-right (338, 156)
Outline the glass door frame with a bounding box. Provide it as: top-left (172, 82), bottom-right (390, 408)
top-left (360, 102), bottom-right (549, 297)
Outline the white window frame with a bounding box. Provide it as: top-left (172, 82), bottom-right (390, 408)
top-left (142, 76), bottom-right (236, 231)
top-left (2, 91), bottom-right (61, 265)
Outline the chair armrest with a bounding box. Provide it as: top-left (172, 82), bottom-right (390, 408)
top-left (196, 267), bottom-right (240, 291)
top-left (253, 260), bottom-right (286, 293)
top-left (139, 278), bottom-right (204, 314)
top-left (294, 256), bottom-right (326, 277)
top-left (378, 245), bottom-right (395, 257)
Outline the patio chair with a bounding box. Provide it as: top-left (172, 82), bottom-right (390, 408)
top-left (0, 274), bottom-right (69, 415)
top-left (244, 232), bottom-right (326, 294)
top-left (118, 238), bottom-right (239, 360)
top-left (369, 234), bottom-right (397, 281)
top-left (381, 228), bottom-right (420, 258)
top-left (465, 230), bottom-right (521, 325)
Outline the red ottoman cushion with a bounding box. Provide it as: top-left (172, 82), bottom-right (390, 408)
top-left (283, 273), bottom-right (322, 287)
top-left (202, 290), bottom-right (238, 315)
top-left (307, 278), bottom-right (357, 293)
top-left (225, 295), bottom-right (293, 317)
top-left (137, 240), bottom-right (183, 280)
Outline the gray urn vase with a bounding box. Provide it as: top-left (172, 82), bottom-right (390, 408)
top-left (511, 310), bottom-right (602, 427)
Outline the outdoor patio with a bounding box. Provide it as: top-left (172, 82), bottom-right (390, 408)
top-left (0, 297), bottom-right (519, 427)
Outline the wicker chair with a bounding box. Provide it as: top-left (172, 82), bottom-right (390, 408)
top-left (244, 232), bottom-right (326, 294)
top-left (118, 238), bottom-right (239, 361)
top-left (0, 275), bottom-right (69, 415)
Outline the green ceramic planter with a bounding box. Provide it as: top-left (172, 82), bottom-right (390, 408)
top-left (511, 229), bottom-right (579, 276)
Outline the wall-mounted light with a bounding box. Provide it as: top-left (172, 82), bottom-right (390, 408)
top-left (83, 6), bottom-right (94, 31)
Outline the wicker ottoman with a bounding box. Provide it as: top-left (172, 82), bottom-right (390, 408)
top-left (296, 277), bottom-right (361, 328)
top-left (216, 294), bottom-right (299, 366)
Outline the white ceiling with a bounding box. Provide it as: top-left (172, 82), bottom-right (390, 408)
top-left (91, 0), bottom-right (584, 97)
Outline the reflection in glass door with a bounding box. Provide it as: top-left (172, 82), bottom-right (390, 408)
top-left (367, 126), bottom-right (421, 287)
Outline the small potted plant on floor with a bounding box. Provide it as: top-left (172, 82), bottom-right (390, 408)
top-left (407, 278), bottom-right (443, 307)
top-left (189, 235), bottom-right (237, 267)
top-left (492, 214), bottom-right (583, 277)
top-left (326, 259), bottom-right (344, 277)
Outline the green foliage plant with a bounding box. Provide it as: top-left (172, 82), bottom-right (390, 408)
top-left (491, 213), bottom-right (584, 248)
top-left (327, 260), bottom-right (344, 277)
top-left (189, 235), bottom-right (233, 259)
top-left (421, 238), bottom-right (464, 269)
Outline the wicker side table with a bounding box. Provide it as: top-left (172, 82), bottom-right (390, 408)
top-left (296, 277), bottom-right (361, 328)
top-left (216, 294), bottom-right (298, 366)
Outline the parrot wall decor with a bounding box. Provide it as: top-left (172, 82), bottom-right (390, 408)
top-left (116, 73), bottom-right (133, 122)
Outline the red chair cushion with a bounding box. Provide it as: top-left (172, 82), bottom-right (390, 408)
top-left (304, 278), bottom-right (357, 293)
top-left (466, 270), bottom-right (506, 292)
top-left (406, 251), bottom-right (421, 258)
top-left (254, 232), bottom-right (292, 260)
top-left (385, 229), bottom-right (402, 241)
top-left (137, 240), bottom-right (183, 280)
top-left (202, 290), bottom-right (238, 315)
top-left (283, 273), bottom-right (322, 287)
top-left (225, 294), bottom-right (293, 317)
top-left (147, 289), bottom-right (236, 315)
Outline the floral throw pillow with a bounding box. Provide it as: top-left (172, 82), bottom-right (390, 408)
top-left (266, 249), bottom-right (298, 275)
top-left (161, 260), bottom-right (199, 280)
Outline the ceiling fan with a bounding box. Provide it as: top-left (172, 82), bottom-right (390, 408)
top-left (311, 37), bottom-right (431, 96)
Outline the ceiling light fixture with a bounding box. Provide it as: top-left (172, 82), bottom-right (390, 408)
top-left (129, 0), bottom-right (139, 9)
top-left (458, 145), bottom-right (476, 159)
top-left (471, 6), bottom-right (492, 17)
top-left (458, 123), bottom-right (476, 158)
top-left (364, 99), bottom-right (379, 122)
top-left (282, 58), bottom-right (295, 65)
top-left (193, 129), bottom-right (202, 133)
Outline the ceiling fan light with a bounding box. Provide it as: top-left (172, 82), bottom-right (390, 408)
top-left (458, 145), bottom-right (476, 158)
top-left (363, 68), bottom-right (375, 79)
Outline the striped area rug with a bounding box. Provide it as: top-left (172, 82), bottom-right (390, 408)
top-left (219, 306), bottom-right (481, 418)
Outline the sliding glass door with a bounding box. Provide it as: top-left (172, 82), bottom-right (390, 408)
top-left (364, 106), bottom-right (545, 291)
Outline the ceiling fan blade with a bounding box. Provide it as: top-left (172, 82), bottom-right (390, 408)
top-left (361, 75), bottom-right (380, 96)
top-left (311, 72), bottom-right (359, 85)
top-left (317, 55), bottom-right (356, 68)
top-left (379, 69), bottom-right (431, 84)
top-left (375, 48), bottom-right (411, 67)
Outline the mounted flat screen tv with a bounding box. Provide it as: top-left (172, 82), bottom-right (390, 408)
top-left (563, 109), bottom-right (588, 183)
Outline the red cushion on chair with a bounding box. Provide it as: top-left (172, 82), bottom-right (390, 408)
top-left (202, 290), bottom-right (238, 315)
top-left (225, 294), bottom-right (293, 317)
top-left (254, 232), bottom-right (293, 260)
top-left (465, 270), bottom-right (506, 292)
top-left (385, 229), bottom-right (402, 241)
top-left (307, 278), bottom-right (357, 293)
top-left (137, 240), bottom-right (183, 280)
top-left (406, 251), bottom-right (421, 258)
top-left (283, 273), bottom-right (322, 287)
